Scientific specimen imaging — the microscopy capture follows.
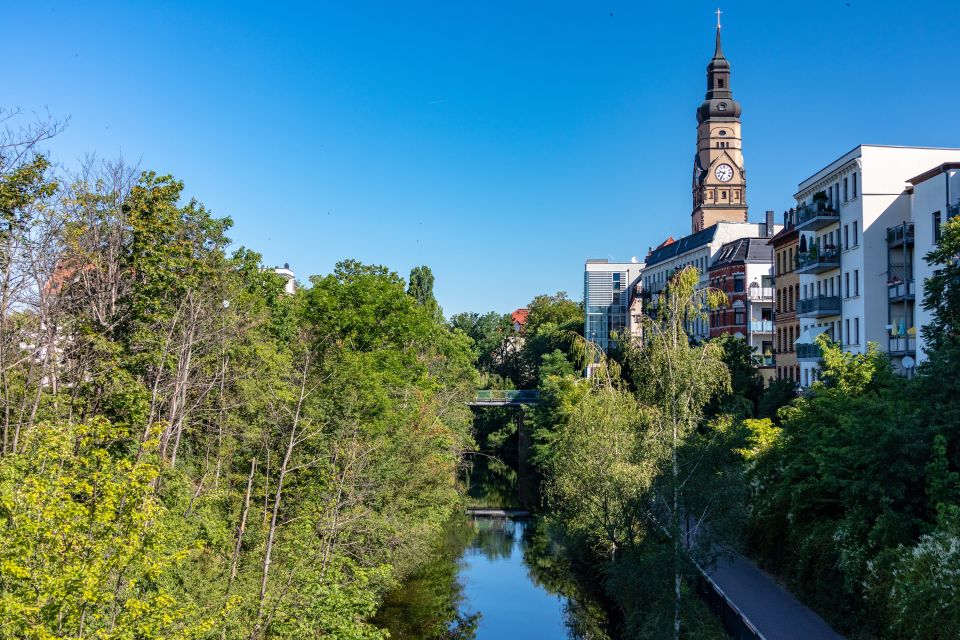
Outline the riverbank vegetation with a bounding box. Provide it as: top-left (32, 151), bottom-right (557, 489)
top-left (0, 116), bottom-right (476, 638)
top-left (468, 231), bottom-right (960, 639)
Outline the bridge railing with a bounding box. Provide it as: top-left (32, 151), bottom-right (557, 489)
top-left (473, 390), bottom-right (539, 403)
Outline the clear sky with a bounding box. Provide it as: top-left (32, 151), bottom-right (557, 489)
top-left (9, 1), bottom-right (960, 316)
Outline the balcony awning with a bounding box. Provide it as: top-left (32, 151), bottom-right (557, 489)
top-left (795, 325), bottom-right (830, 347)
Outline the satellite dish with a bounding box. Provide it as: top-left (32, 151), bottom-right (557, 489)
top-left (902, 355), bottom-right (915, 369)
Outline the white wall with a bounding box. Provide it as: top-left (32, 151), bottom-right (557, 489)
top-left (914, 168), bottom-right (960, 361)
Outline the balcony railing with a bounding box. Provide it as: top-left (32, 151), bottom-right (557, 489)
top-left (887, 280), bottom-right (915, 301)
top-left (749, 320), bottom-right (773, 333)
top-left (747, 287), bottom-right (774, 301)
top-left (888, 336), bottom-right (916, 355)
top-left (797, 343), bottom-right (823, 360)
top-left (758, 354), bottom-right (775, 367)
top-left (948, 202), bottom-right (960, 221)
top-left (886, 223), bottom-right (915, 246)
top-left (794, 201), bottom-right (840, 231)
top-left (796, 248), bottom-right (841, 274)
top-left (797, 295), bottom-right (841, 318)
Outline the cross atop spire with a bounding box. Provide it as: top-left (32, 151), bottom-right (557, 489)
top-left (713, 8), bottom-right (724, 58)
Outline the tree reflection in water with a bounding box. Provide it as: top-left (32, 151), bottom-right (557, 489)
top-left (372, 517), bottom-right (480, 640)
top-left (463, 456), bottom-right (520, 509)
top-left (375, 461), bottom-right (619, 640)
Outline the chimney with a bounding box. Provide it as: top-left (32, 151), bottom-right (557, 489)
top-left (765, 210), bottom-right (775, 237)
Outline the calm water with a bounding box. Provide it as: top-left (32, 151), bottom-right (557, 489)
top-left (374, 457), bottom-right (616, 639)
top-left (459, 517), bottom-right (568, 639)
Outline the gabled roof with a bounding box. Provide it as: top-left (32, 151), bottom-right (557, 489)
top-left (511, 308), bottom-right (529, 326)
top-left (709, 237), bottom-right (773, 270)
top-left (644, 226), bottom-right (718, 268)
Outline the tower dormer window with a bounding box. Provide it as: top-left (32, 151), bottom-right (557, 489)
top-left (717, 102), bottom-right (727, 111)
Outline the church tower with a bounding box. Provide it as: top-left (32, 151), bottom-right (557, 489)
top-left (691, 14), bottom-right (747, 233)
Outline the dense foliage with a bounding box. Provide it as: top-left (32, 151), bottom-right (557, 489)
top-left (743, 217), bottom-right (960, 638)
top-left (0, 117), bottom-right (477, 639)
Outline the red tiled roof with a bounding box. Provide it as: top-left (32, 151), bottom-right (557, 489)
top-left (511, 308), bottom-right (529, 325)
top-left (655, 236), bottom-right (676, 249)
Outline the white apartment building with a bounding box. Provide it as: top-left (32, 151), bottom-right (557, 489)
top-left (641, 218), bottom-right (777, 341)
top-left (794, 146), bottom-right (960, 386)
top-left (907, 163), bottom-right (960, 365)
top-left (584, 259), bottom-right (645, 353)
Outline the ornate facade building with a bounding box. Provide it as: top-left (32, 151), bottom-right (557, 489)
top-left (769, 213), bottom-right (801, 382)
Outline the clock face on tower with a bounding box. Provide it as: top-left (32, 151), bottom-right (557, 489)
top-left (715, 164), bottom-right (734, 182)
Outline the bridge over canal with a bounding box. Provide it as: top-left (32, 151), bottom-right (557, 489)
top-left (467, 390), bottom-right (539, 407)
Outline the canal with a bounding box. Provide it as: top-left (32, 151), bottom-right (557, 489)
top-left (373, 457), bottom-right (618, 639)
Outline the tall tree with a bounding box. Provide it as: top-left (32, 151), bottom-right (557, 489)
top-left (625, 267), bottom-right (730, 640)
top-left (407, 265), bottom-right (443, 321)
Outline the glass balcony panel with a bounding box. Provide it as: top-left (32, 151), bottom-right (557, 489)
top-left (794, 201), bottom-right (840, 231)
top-left (797, 295), bottom-right (841, 318)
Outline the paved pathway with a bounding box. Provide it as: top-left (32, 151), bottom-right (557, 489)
top-left (705, 550), bottom-right (845, 639)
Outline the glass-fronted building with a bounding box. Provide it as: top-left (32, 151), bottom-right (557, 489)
top-left (584, 259), bottom-right (644, 353)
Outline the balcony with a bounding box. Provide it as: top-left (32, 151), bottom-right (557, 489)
top-left (797, 295), bottom-right (841, 318)
top-left (797, 343), bottom-right (823, 360)
top-left (887, 280), bottom-right (915, 302)
top-left (796, 248), bottom-right (841, 274)
top-left (948, 202), bottom-right (960, 221)
top-left (794, 201), bottom-right (840, 231)
top-left (886, 223), bottom-right (914, 247)
top-left (747, 286), bottom-right (773, 301)
top-left (888, 336), bottom-right (916, 356)
top-left (749, 320), bottom-right (774, 333)
top-left (757, 353), bottom-right (776, 368)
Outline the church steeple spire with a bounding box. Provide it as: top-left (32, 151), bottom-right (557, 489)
top-left (714, 8), bottom-right (723, 56)
top-left (690, 10), bottom-right (748, 233)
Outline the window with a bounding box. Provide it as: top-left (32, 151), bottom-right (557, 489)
top-left (854, 317), bottom-right (860, 345)
top-left (852, 172), bottom-right (858, 198)
top-left (718, 78), bottom-right (725, 89)
top-left (721, 191), bottom-right (728, 199)
top-left (734, 309), bottom-right (745, 325)
top-left (853, 221), bottom-right (858, 246)
top-left (788, 248), bottom-right (793, 270)
top-left (844, 225), bottom-right (849, 249)
top-left (845, 272), bottom-right (850, 298)
top-left (843, 177), bottom-right (849, 201)
top-left (934, 211), bottom-right (943, 243)
top-left (795, 286), bottom-right (799, 307)
top-left (854, 269), bottom-right (859, 296)
top-left (734, 276), bottom-right (744, 293)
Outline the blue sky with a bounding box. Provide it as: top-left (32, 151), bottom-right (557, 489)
top-left (9, 1), bottom-right (960, 315)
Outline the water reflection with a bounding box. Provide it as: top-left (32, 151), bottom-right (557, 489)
top-left (374, 515), bottom-right (616, 640)
top-left (463, 456), bottom-right (520, 509)
top-left (375, 456), bottom-right (616, 639)
top-left (372, 519), bottom-right (480, 639)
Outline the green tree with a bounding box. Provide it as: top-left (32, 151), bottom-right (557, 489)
top-left (408, 265), bottom-right (443, 321)
top-left (625, 266), bottom-right (730, 640)
top-left (0, 418), bottom-right (219, 639)
top-left (921, 216), bottom-right (960, 352)
top-left (706, 333), bottom-right (763, 418)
